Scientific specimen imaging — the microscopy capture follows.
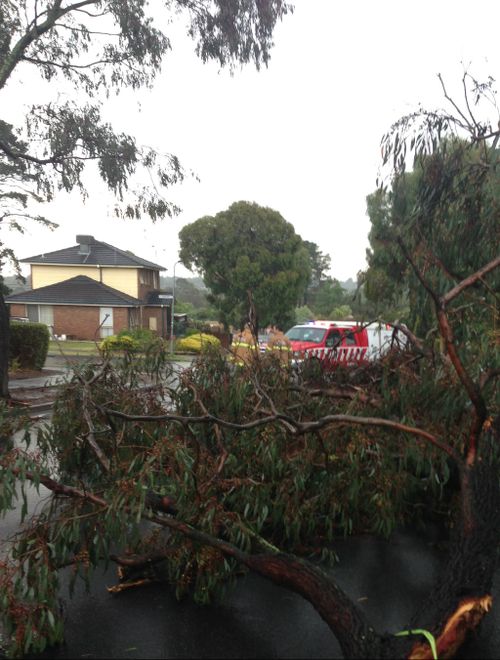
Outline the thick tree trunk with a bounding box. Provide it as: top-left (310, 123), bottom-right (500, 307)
top-left (0, 289), bottom-right (9, 399)
top-left (404, 456), bottom-right (500, 658)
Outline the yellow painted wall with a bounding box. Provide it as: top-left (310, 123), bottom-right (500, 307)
top-left (102, 268), bottom-right (138, 298)
top-left (32, 265), bottom-right (100, 289)
top-left (31, 264), bottom-right (140, 298)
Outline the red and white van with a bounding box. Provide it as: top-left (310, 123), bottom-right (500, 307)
top-left (284, 320), bottom-right (405, 365)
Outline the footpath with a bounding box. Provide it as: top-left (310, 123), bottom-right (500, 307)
top-left (8, 354), bottom-right (85, 416)
top-left (8, 353), bottom-right (193, 416)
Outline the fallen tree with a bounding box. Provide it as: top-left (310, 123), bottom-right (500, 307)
top-left (1, 74), bottom-right (499, 658)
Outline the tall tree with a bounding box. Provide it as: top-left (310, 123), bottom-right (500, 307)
top-left (302, 240), bottom-right (331, 285)
top-left (0, 0), bottom-right (294, 397)
top-left (301, 240), bottom-right (332, 307)
top-left (179, 200), bottom-right (311, 330)
top-left (311, 277), bottom-right (346, 317)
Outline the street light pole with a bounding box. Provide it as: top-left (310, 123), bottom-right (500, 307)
top-left (170, 260), bottom-right (181, 354)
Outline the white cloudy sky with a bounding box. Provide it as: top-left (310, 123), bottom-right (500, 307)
top-left (3, 0), bottom-right (500, 281)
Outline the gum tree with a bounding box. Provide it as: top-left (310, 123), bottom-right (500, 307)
top-left (0, 0), bottom-right (294, 398)
top-left (1, 73), bottom-right (499, 659)
top-left (179, 200), bottom-right (311, 330)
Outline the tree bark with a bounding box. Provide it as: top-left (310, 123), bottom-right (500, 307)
top-left (405, 447), bottom-right (500, 658)
top-left (0, 289), bottom-right (9, 399)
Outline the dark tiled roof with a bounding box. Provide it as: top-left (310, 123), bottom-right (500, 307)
top-left (6, 276), bottom-right (141, 307)
top-left (21, 238), bottom-right (165, 270)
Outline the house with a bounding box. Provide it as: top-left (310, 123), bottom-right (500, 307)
top-left (6, 235), bottom-right (173, 340)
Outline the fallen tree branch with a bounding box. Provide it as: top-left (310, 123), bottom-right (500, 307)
top-left (101, 406), bottom-right (461, 463)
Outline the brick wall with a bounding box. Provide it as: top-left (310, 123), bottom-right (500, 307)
top-left (113, 308), bottom-right (128, 335)
top-left (54, 306), bottom-right (100, 340)
top-left (9, 304), bottom-right (136, 340)
top-left (141, 306), bottom-right (169, 337)
top-left (9, 304), bottom-right (27, 318)
top-left (53, 306), bottom-right (131, 340)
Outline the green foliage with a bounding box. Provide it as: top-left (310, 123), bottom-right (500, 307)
top-left (329, 304), bottom-right (352, 320)
top-left (117, 327), bottom-right (159, 349)
top-left (100, 329), bottom-right (163, 354)
top-left (0, 1), bottom-right (293, 217)
top-left (160, 278), bottom-right (209, 309)
top-left (0, 1), bottom-right (293, 223)
top-left (364, 76), bottom-right (500, 338)
top-left (0, 274), bottom-right (11, 296)
top-left (100, 334), bottom-right (140, 353)
top-left (310, 278), bottom-right (347, 317)
top-left (9, 321), bottom-right (49, 369)
top-left (294, 305), bottom-right (315, 323)
top-left (174, 301), bottom-right (196, 315)
top-left (0, 0), bottom-right (293, 399)
top-left (303, 241), bottom-right (331, 285)
top-left (0, 341), bottom-right (466, 655)
top-left (189, 305), bottom-right (221, 322)
top-left (179, 201), bottom-right (311, 330)
top-left (2, 70), bottom-right (500, 659)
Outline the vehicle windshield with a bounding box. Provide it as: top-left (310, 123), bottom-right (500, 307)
top-left (285, 326), bottom-right (326, 344)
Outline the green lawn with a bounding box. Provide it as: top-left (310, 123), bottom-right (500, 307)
top-left (48, 340), bottom-right (193, 360)
top-left (49, 340), bottom-right (100, 355)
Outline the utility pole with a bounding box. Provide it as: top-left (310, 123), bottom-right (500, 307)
top-left (170, 260), bottom-right (181, 354)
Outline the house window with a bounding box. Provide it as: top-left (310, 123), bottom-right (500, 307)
top-left (27, 305), bottom-right (39, 323)
top-left (99, 307), bottom-right (114, 338)
top-left (139, 270), bottom-right (154, 285)
top-left (27, 305), bottom-right (54, 335)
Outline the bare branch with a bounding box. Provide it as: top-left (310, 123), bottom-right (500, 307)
top-left (396, 235), bottom-right (440, 303)
top-left (0, 0), bottom-right (101, 89)
top-left (442, 255), bottom-right (500, 306)
top-left (22, 55), bottom-right (137, 71)
top-left (479, 368), bottom-right (500, 392)
top-left (438, 73), bottom-right (474, 134)
top-left (101, 405), bottom-right (461, 463)
top-left (462, 72), bottom-right (481, 133)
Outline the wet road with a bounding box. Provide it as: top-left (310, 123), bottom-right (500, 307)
top-left (23, 531), bottom-right (497, 659)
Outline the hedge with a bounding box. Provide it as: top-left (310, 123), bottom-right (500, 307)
top-left (9, 322), bottom-right (50, 370)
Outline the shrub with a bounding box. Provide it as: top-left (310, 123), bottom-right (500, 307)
top-left (100, 334), bottom-right (140, 353)
top-left (176, 332), bottom-right (220, 353)
top-left (9, 321), bottom-right (50, 369)
top-left (117, 328), bottom-right (157, 349)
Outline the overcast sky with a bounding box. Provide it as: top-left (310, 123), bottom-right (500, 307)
top-left (4, 0), bottom-right (500, 281)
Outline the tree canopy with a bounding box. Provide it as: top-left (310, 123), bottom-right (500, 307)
top-left (302, 240), bottom-right (331, 286)
top-left (0, 0), bottom-right (294, 397)
top-left (363, 133), bottom-right (500, 328)
top-left (178, 200), bottom-right (311, 330)
top-left (0, 0), bottom-right (293, 221)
